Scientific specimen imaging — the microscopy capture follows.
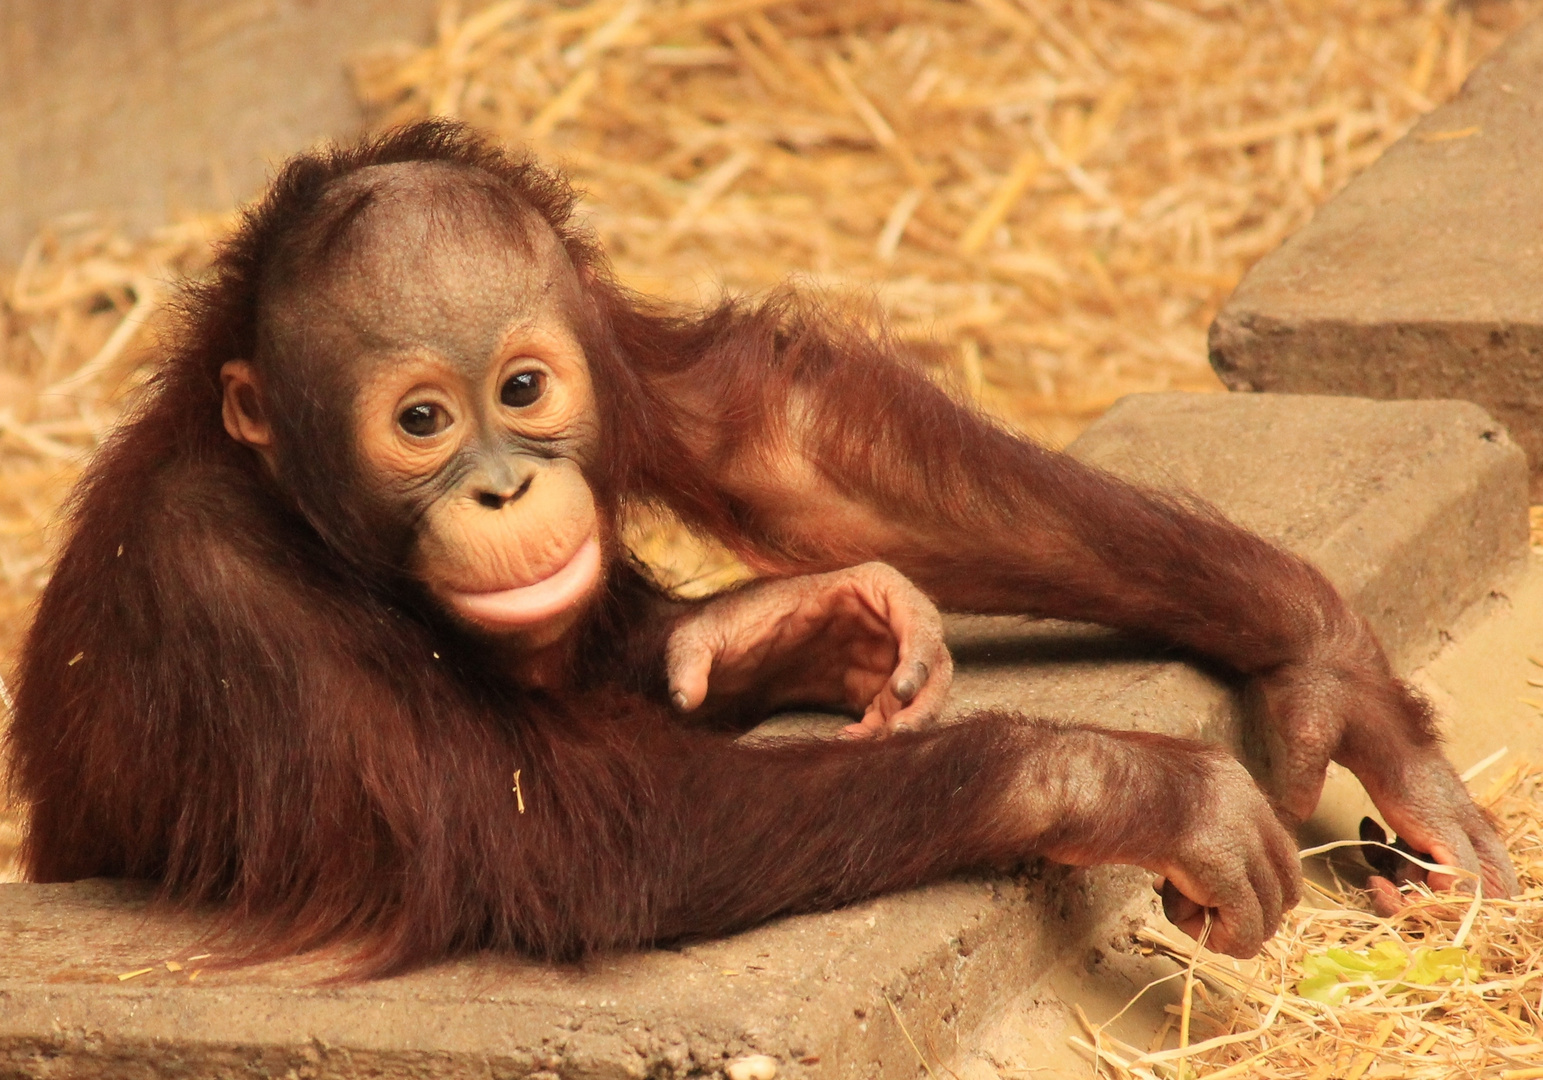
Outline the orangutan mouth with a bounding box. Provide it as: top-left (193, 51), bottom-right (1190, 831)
top-left (446, 536), bottom-right (602, 628)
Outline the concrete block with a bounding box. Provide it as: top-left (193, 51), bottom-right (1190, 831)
top-left (1208, 17), bottom-right (1543, 496)
top-left (0, 393), bottom-right (1526, 1079)
top-left (0, 873), bottom-right (1154, 1080)
top-left (0, 0), bottom-right (439, 262)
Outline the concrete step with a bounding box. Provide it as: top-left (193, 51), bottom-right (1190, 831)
top-left (1208, 16), bottom-right (1543, 496)
top-left (0, 392), bottom-right (1527, 1080)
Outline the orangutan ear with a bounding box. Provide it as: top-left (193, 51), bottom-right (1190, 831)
top-left (220, 360), bottom-right (275, 449)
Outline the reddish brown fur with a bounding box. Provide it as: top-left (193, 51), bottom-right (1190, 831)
top-left (4, 121), bottom-right (1507, 974)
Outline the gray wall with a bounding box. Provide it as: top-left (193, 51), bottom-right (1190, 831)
top-left (0, 0), bottom-right (441, 261)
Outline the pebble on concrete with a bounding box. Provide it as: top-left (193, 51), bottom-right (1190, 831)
top-left (725, 1055), bottom-right (779, 1080)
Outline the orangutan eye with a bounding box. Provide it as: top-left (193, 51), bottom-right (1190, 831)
top-left (500, 371), bottom-right (545, 409)
top-left (398, 403), bottom-right (449, 437)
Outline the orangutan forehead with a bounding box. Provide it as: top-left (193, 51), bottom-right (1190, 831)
top-left (259, 162), bottom-right (578, 361)
top-left (318, 163), bottom-right (562, 294)
top-left (328, 162), bottom-right (539, 251)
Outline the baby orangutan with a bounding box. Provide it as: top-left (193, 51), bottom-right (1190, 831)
top-left (5, 120), bottom-right (1512, 976)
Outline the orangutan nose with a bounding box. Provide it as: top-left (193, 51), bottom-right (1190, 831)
top-left (475, 475), bottom-right (532, 510)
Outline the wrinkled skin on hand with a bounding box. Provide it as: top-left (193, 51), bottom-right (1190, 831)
top-left (1251, 623), bottom-right (1518, 910)
top-left (1150, 756), bottom-right (1303, 957)
top-left (1023, 728), bottom-right (1303, 960)
top-left (664, 562), bottom-right (952, 737)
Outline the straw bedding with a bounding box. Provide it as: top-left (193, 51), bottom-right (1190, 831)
top-left (1, 1), bottom-right (1541, 1070)
top-left (1079, 760), bottom-right (1543, 1079)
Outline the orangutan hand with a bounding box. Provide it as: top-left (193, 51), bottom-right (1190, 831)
top-left (1144, 751), bottom-right (1302, 958)
top-left (1250, 628), bottom-right (1517, 908)
top-left (665, 562), bottom-right (953, 736)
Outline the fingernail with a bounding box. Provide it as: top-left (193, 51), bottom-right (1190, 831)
top-left (895, 662), bottom-right (927, 702)
top-left (672, 691), bottom-right (689, 711)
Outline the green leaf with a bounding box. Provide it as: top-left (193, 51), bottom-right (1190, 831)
top-left (1294, 942), bottom-right (1480, 1002)
top-left (1402, 946), bottom-right (1481, 986)
top-left (1296, 971), bottom-right (1350, 1005)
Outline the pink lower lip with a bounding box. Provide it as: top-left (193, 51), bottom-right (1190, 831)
top-left (447, 537), bottom-right (602, 628)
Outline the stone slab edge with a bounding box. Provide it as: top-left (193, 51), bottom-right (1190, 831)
top-left (0, 868), bottom-right (1151, 1080)
top-left (1207, 17), bottom-right (1543, 494)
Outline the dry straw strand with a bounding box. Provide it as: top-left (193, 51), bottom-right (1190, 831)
top-left (1086, 762), bottom-right (1543, 1079)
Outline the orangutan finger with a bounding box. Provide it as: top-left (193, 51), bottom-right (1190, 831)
top-left (663, 633), bottom-right (716, 712)
top-left (890, 659), bottom-right (927, 704)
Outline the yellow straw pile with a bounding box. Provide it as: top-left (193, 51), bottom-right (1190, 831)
top-left (1081, 762), bottom-right (1543, 1079)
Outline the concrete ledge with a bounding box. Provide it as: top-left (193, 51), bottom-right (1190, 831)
top-left (0, 393), bottom-right (1527, 1079)
top-left (0, 871), bottom-right (1158, 1080)
top-left (1208, 17), bottom-right (1543, 495)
